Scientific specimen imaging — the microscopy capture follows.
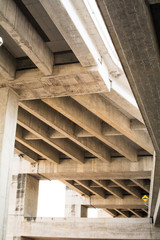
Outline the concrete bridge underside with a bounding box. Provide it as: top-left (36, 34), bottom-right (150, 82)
top-left (0, 0), bottom-right (160, 239)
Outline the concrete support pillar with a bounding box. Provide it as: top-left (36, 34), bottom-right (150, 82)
top-left (15, 174), bottom-right (39, 217)
top-left (0, 88), bottom-right (18, 240)
top-left (65, 187), bottom-right (87, 218)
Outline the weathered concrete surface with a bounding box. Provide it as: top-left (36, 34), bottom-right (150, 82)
top-left (149, 153), bottom-right (160, 217)
top-left (19, 100), bottom-right (110, 162)
top-left (97, 0), bottom-right (160, 155)
top-left (65, 187), bottom-right (110, 218)
top-left (154, 184), bottom-right (160, 226)
top-left (102, 90), bottom-right (144, 123)
top-left (6, 216), bottom-right (160, 239)
top-left (0, 0), bottom-right (53, 75)
top-left (72, 94), bottom-right (153, 153)
top-left (0, 88), bottom-right (18, 240)
top-left (16, 125), bottom-right (59, 164)
top-left (17, 157), bottom-right (152, 180)
top-left (43, 97), bottom-right (138, 162)
top-left (97, 0), bottom-right (160, 224)
top-left (0, 46), bottom-right (15, 80)
top-left (11, 174), bottom-right (39, 218)
top-left (9, 64), bottom-right (108, 100)
top-left (39, 0), bottom-right (96, 67)
top-left (17, 107), bottom-right (85, 164)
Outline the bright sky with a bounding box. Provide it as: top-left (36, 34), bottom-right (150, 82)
top-left (37, 180), bottom-right (100, 218)
top-left (37, 180), bottom-right (66, 217)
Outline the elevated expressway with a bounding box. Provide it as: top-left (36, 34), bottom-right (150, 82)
top-left (0, 0), bottom-right (159, 239)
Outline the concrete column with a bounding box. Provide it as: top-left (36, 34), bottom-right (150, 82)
top-left (0, 88), bottom-right (18, 240)
top-left (65, 187), bottom-right (87, 218)
top-left (15, 174), bottom-right (39, 217)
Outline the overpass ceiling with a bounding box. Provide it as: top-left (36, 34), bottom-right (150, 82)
top-left (0, 0), bottom-right (155, 218)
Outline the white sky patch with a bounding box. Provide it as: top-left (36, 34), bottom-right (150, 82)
top-left (88, 208), bottom-right (98, 218)
top-left (37, 180), bottom-right (66, 217)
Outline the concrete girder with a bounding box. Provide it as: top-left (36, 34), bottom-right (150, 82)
top-left (129, 209), bottom-right (144, 218)
top-left (18, 157), bottom-right (152, 181)
top-left (39, 0), bottom-right (110, 90)
top-left (0, 0), bottom-right (53, 75)
top-left (15, 141), bottom-right (39, 163)
top-left (39, 0), bottom-right (145, 122)
top-left (75, 180), bottom-right (106, 199)
top-left (43, 97), bottom-right (138, 161)
top-left (114, 209), bottom-right (129, 218)
top-left (16, 125), bottom-right (59, 164)
top-left (93, 180), bottom-right (123, 199)
top-left (62, 180), bottom-right (91, 197)
top-left (22, 124), bottom-right (122, 140)
top-left (0, 46), bottom-right (15, 80)
top-left (17, 107), bottom-right (85, 164)
top-left (10, 63), bottom-right (108, 100)
top-left (19, 100), bottom-right (110, 162)
top-left (131, 179), bottom-right (150, 194)
top-left (72, 94), bottom-right (153, 154)
top-left (111, 179), bottom-right (142, 199)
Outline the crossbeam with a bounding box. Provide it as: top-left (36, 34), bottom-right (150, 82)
top-left (0, 0), bottom-right (53, 75)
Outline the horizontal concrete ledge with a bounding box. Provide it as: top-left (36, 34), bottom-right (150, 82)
top-left (7, 216), bottom-right (160, 240)
top-left (18, 156), bottom-right (152, 180)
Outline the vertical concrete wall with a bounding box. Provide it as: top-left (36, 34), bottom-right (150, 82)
top-left (0, 88), bottom-right (18, 240)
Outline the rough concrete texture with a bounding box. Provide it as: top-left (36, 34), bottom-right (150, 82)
top-left (8, 64), bottom-right (108, 100)
top-left (6, 216), bottom-right (160, 240)
top-left (0, 88), bottom-right (18, 240)
top-left (0, 46), bottom-right (15, 80)
top-left (0, 0), bottom-right (53, 75)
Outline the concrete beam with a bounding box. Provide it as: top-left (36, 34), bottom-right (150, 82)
top-left (0, 46), bottom-right (15, 80)
top-left (43, 97), bottom-right (138, 161)
top-left (20, 156), bottom-right (152, 180)
top-left (39, 0), bottom-right (110, 90)
top-left (93, 180), bottom-right (123, 199)
top-left (16, 125), bottom-right (59, 164)
top-left (131, 179), bottom-right (150, 193)
top-left (15, 141), bottom-right (39, 163)
top-left (72, 94), bottom-right (153, 154)
top-left (0, 0), bottom-right (53, 75)
top-left (23, 124), bottom-right (122, 140)
top-left (39, 0), bottom-right (96, 67)
top-left (19, 100), bottom-right (110, 162)
top-left (102, 89), bottom-right (144, 123)
top-left (76, 180), bottom-right (106, 199)
top-left (112, 179), bottom-right (142, 199)
top-left (90, 195), bottom-right (146, 209)
top-left (39, 0), bottom-right (144, 123)
top-left (7, 216), bottom-right (160, 239)
top-left (18, 107), bottom-right (85, 164)
top-left (129, 209), bottom-right (143, 218)
top-left (115, 209), bottom-right (129, 218)
top-left (62, 180), bottom-right (91, 197)
top-left (103, 208), bottom-right (118, 217)
top-left (10, 63), bottom-right (108, 100)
